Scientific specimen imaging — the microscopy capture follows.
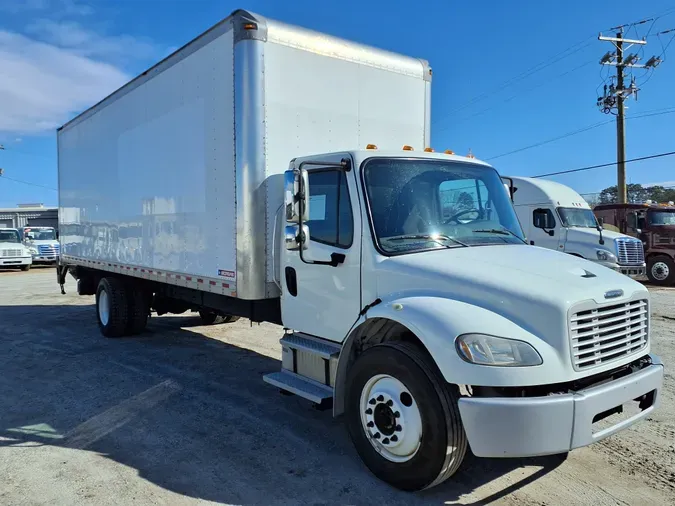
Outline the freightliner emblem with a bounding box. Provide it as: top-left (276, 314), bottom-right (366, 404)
top-left (604, 289), bottom-right (624, 299)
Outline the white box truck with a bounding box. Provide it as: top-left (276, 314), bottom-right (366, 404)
top-left (57, 9), bottom-right (663, 491)
top-left (505, 176), bottom-right (646, 277)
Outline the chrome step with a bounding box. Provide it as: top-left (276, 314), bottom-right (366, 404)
top-left (263, 370), bottom-right (333, 404)
top-left (280, 333), bottom-right (341, 358)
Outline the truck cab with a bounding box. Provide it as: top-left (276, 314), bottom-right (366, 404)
top-left (22, 226), bottom-right (60, 264)
top-left (506, 177), bottom-right (645, 277)
top-left (594, 202), bottom-right (675, 285)
top-left (0, 228), bottom-right (33, 271)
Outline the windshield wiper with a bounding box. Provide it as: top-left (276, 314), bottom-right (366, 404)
top-left (387, 234), bottom-right (468, 248)
top-left (472, 228), bottom-right (527, 244)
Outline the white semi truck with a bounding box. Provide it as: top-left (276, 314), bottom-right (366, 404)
top-left (22, 226), bottom-right (60, 264)
top-left (57, 10), bottom-right (663, 491)
top-left (0, 228), bottom-right (32, 271)
top-left (505, 177), bottom-right (646, 277)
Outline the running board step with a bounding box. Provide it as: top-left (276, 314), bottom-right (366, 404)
top-left (263, 370), bottom-right (333, 405)
top-left (280, 333), bottom-right (341, 358)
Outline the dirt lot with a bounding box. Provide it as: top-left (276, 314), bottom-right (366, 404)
top-left (0, 268), bottom-right (673, 505)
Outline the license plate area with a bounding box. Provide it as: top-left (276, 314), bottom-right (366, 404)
top-left (591, 389), bottom-right (655, 433)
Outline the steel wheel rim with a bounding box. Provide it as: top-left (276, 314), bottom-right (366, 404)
top-left (359, 374), bottom-right (422, 463)
top-left (652, 262), bottom-right (669, 281)
top-left (98, 289), bottom-right (110, 326)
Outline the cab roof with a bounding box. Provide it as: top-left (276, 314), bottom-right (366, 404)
top-left (507, 176), bottom-right (590, 209)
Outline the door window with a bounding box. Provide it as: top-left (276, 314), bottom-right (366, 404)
top-left (306, 170), bottom-right (353, 248)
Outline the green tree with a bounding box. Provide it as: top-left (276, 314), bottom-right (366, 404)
top-left (598, 184), bottom-right (651, 204)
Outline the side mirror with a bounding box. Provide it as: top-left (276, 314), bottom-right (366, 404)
top-left (597, 216), bottom-right (604, 226)
top-left (285, 224), bottom-right (310, 250)
top-left (284, 169), bottom-right (309, 224)
top-left (533, 208), bottom-right (555, 234)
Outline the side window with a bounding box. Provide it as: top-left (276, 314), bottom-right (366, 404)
top-left (533, 208), bottom-right (556, 229)
top-left (306, 170), bottom-right (353, 248)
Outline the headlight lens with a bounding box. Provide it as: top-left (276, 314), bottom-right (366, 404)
top-left (456, 334), bottom-right (543, 367)
top-left (29, 247), bottom-right (38, 254)
top-left (596, 249), bottom-right (616, 262)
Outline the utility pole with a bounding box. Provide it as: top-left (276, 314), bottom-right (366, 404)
top-left (597, 25), bottom-right (661, 203)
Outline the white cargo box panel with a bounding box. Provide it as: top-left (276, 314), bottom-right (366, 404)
top-left (58, 9), bottom-right (431, 300)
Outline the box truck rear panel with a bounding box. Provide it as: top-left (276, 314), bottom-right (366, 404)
top-left (58, 10), bottom-right (430, 300)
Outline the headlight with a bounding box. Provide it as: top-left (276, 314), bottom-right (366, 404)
top-left (456, 334), bottom-right (543, 367)
top-left (29, 247), bottom-right (38, 255)
top-left (596, 249), bottom-right (616, 262)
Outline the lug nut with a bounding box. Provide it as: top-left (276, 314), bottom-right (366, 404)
top-left (382, 438), bottom-right (390, 444)
top-left (367, 421), bottom-right (374, 428)
top-left (365, 408), bottom-right (372, 415)
top-left (395, 425), bottom-right (402, 432)
top-left (390, 435), bottom-right (398, 442)
top-left (394, 411), bottom-right (400, 418)
top-left (386, 399), bottom-right (393, 407)
top-left (376, 395), bottom-right (384, 402)
top-left (369, 398), bottom-right (376, 405)
top-left (373, 432), bottom-right (380, 439)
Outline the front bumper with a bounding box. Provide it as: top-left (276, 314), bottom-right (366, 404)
top-left (598, 260), bottom-right (646, 278)
top-left (33, 255), bottom-right (58, 263)
top-left (0, 257), bottom-right (31, 266)
top-left (458, 355), bottom-right (663, 458)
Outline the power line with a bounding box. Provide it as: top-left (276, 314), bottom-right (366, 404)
top-left (532, 150), bottom-right (675, 178)
top-left (433, 36), bottom-right (595, 123)
top-left (485, 106), bottom-right (675, 161)
top-left (0, 174), bottom-right (56, 191)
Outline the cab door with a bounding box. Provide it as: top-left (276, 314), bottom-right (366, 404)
top-left (280, 155), bottom-right (362, 343)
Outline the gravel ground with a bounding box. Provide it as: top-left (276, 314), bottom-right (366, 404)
top-left (0, 268), bottom-right (673, 505)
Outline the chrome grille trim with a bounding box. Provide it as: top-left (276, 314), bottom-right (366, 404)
top-left (616, 237), bottom-right (644, 266)
top-left (569, 298), bottom-right (649, 371)
top-left (1, 249), bottom-right (23, 257)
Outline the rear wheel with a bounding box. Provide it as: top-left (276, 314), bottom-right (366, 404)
top-left (647, 255), bottom-right (675, 285)
top-left (20, 264), bottom-right (31, 271)
top-left (345, 341), bottom-right (467, 491)
top-left (198, 310), bottom-right (240, 325)
top-left (126, 286), bottom-right (150, 335)
top-left (96, 277), bottom-right (129, 337)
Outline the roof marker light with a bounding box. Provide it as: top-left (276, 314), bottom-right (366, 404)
top-left (424, 147), bottom-right (434, 152)
top-left (444, 149), bottom-right (455, 155)
top-left (402, 145), bottom-right (414, 151)
top-left (366, 144), bottom-right (378, 150)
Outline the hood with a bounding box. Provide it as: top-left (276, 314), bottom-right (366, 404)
top-left (376, 244), bottom-right (647, 349)
top-left (564, 228), bottom-right (643, 262)
top-left (0, 241), bottom-right (27, 250)
top-left (28, 239), bottom-right (59, 246)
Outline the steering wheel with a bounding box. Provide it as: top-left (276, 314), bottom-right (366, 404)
top-left (444, 208), bottom-right (481, 225)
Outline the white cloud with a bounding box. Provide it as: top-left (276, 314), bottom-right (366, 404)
top-left (26, 19), bottom-right (163, 65)
top-left (644, 181), bottom-right (675, 188)
top-left (0, 30), bottom-right (129, 133)
top-left (0, 0), bottom-right (92, 15)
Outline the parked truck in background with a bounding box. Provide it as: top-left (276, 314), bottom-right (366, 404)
top-left (56, 9), bottom-right (664, 491)
top-left (594, 201), bottom-right (675, 285)
top-left (0, 228), bottom-right (33, 271)
top-left (506, 177), bottom-right (645, 277)
top-left (22, 226), bottom-right (60, 265)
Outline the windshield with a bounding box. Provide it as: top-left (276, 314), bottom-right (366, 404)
top-left (649, 210), bottom-right (675, 225)
top-left (363, 158), bottom-right (525, 254)
top-left (557, 207), bottom-right (598, 228)
top-left (25, 229), bottom-right (56, 240)
top-left (0, 230), bottom-right (21, 243)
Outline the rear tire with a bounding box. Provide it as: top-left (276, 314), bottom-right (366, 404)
top-left (126, 286), bottom-right (149, 335)
top-left (198, 310), bottom-right (240, 325)
top-left (345, 341), bottom-right (467, 491)
top-left (96, 277), bottom-right (129, 338)
top-left (647, 255), bottom-right (675, 285)
top-left (20, 264), bottom-right (31, 271)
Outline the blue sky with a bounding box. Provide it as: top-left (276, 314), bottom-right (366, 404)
top-left (0, 0), bottom-right (674, 207)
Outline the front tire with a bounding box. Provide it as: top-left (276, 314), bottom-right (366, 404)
top-left (96, 277), bottom-right (129, 338)
top-left (345, 341), bottom-right (467, 491)
top-left (647, 255), bottom-right (675, 285)
top-left (20, 264), bottom-right (31, 271)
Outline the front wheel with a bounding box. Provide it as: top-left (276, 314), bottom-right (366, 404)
top-left (345, 342), bottom-right (467, 491)
top-left (647, 255), bottom-right (675, 285)
top-left (20, 264), bottom-right (31, 271)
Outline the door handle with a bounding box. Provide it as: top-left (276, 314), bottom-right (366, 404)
top-left (530, 240), bottom-right (535, 245)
